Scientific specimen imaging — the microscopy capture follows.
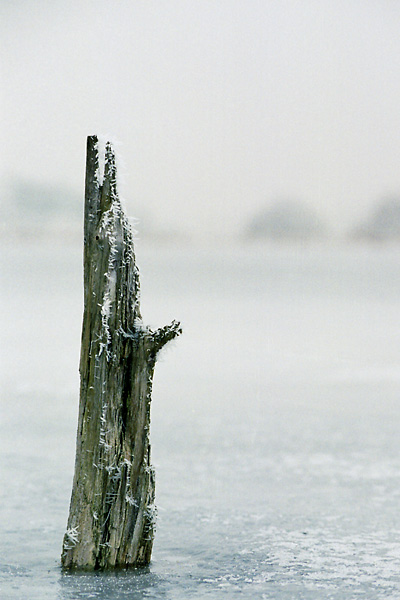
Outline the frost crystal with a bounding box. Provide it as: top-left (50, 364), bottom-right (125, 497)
top-left (125, 494), bottom-right (138, 507)
top-left (63, 526), bottom-right (79, 550)
top-left (145, 503), bottom-right (158, 526)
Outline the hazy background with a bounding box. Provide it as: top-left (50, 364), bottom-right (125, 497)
top-left (1, 0), bottom-right (400, 241)
top-left (3, 4), bottom-right (400, 597)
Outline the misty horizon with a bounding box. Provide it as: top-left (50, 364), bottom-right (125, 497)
top-left (2, 1), bottom-right (400, 238)
top-left (3, 170), bottom-right (400, 244)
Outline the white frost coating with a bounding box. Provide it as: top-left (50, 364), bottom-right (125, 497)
top-left (99, 401), bottom-right (110, 450)
top-left (125, 494), bottom-right (138, 507)
top-left (94, 159), bottom-right (141, 457)
top-left (98, 205), bottom-right (122, 356)
top-left (107, 136), bottom-right (128, 212)
top-left (98, 371), bottom-right (109, 451)
top-left (101, 296), bottom-right (112, 329)
top-left (97, 203), bottom-right (124, 451)
top-left (63, 526), bottom-right (79, 550)
top-left (105, 464), bottom-right (122, 482)
top-left (98, 203), bottom-right (136, 340)
top-left (96, 135), bottom-right (128, 206)
top-left (95, 134), bottom-right (110, 184)
top-left (93, 138), bottom-right (102, 185)
top-left (145, 503), bottom-right (158, 532)
top-left (134, 317), bottom-right (149, 333)
top-left (99, 136), bottom-right (140, 241)
top-left (105, 492), bottom-right (118, 503)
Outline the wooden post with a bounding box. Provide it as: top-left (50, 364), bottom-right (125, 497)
top-left (61, 136), bottom-right (181, 569)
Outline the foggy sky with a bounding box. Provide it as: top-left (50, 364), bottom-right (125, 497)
top-left (2, 0), bottom-right (400, 237)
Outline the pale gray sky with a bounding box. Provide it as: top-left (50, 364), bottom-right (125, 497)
top-left (2, 0), bottom-right (400, 237)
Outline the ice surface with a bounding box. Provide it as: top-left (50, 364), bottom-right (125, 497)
top-left (1, 242), bottom-right (400, 598)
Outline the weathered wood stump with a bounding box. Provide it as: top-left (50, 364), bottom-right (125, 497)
top-left (61, 136), bottom-right (181, 569)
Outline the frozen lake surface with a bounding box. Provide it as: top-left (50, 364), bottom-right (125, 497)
top-left (1, 241), bottom-right (400, 599)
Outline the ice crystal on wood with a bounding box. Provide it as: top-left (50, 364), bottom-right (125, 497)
top-left (61, 136), bottom-right (181, 570)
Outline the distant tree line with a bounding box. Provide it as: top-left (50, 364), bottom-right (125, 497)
top-left (246, 197), bottom-right (400, 242)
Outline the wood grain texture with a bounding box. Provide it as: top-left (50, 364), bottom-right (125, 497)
top-left (61, 136), bottom-right (181, 569)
